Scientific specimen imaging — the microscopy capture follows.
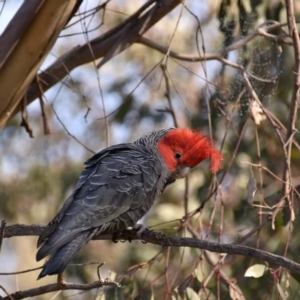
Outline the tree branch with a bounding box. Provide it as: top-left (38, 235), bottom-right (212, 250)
top-left (0, 0), bottom-right (81, 129)
top-left (15, 0), bottom-right (181, 117)
top-left (281, 0), bottom-right (300, 222)
top-left (14, 18), bottom-right (294, 126)
top-left (1, 280), bottom-right (119, 300)
top-left (18, 6), bottom-right (292, 119)
top-left (0, 220), bottom-right (6, 254)
top-left (4, 223), bottom-right (300, 275)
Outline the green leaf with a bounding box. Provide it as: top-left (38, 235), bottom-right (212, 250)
top-left (186, 287), bottom-right (199, 300)
top-left (244, 264), bottom-right (268, 278)
top-left (194, 267), bottom-right (204, 283)
top-left (172, 290), bottom-right (179, 300)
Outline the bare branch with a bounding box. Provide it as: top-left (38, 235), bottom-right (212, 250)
top-left (10, 15), bottom-right (296, 125)
top-left (1, 280), bottom-right (119, 300)
top-left (4, 224), bottom-right (300, 275)
top-left (52, 105), bottom-right (96, 154)
top-left (4, 224), bottom-right (45, 237)
top-left (16, 0), bottom-right (181, 118)
top-left (36, 76), bottom-right (51, 135)
top-left (0, 284), bottom-right (14, 300)
top-left (281, 0), bottom-right (300, 220)
top-left (0, 0), bottom-right (81, 128)
top-left (0, 220), bottom-right (6, 254)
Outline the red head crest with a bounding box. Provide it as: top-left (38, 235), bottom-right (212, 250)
top-left (158, 128), bottom-right (223, 173)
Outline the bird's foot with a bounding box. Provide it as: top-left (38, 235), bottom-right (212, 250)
top-left (132, 223), bottom-right (147, 239)
top-left (132, 224), bottom-right (165, 242)
top-left (112, 232), bottom-right (120, 243)
top-left (111, 224), bottom-right (165, 243)
top-left (112, 227), bottom-right (134, 243)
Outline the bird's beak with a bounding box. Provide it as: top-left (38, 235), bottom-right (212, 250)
top-left (176, 165), bottom-right (190, 179)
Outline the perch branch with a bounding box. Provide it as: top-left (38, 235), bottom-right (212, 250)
top-left (1, 280), bottom-right (119, 300)
top-left (4, 224), bottom-right (300, 275)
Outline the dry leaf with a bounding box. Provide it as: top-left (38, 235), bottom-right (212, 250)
top-left (250, 100), bottom-right (266, 125)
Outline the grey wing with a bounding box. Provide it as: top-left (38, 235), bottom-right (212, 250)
top-left (37, 144), bottom-right (161, 260)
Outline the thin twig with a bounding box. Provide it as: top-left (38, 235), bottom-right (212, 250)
top-left (38, 95), bottom-right (51, 135)
top-left (81, 17), bottom-right (110, 147)
top-left (191, 115), bottom-right (250, 214)
top-left (0, 262), bottom-right (102, 276)
top-left (35, 75), bottom-right (51, 135)
top-left (16, 19), bottom-right (297, 121)
top-left (20, 95), bottom-right (34, 138)
top-left (0, 220), bottom-right (6, 254)
top-left (160, 65), bottom-right (178, 128)
top-left (254, 125), bottom-right (263, 249)
top-left (0, 284), bottom-right (14, 300)
top-left (52, 105), bottom-right (96, 154)
top-left (161, 0), bottom-right (185, 67)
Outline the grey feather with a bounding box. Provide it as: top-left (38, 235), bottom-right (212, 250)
top-left (37, 129), bottom-right (173, 278)
top-left (37, 231), bottom-right (90, 279)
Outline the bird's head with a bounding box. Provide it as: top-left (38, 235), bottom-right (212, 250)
top-left (157, 128), bottom-right (223, 178)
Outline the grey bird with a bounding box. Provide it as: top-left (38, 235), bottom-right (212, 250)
top-left (36, 128), bottom-right (222, 279)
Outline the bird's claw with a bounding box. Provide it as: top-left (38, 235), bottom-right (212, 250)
top-left (132, 223), bottom-right (147, 239)
top-left (111, 224), bottom-right (165, 243)
top-left (132, 224), bottom-right (165, 241)
top-left (112, 232), bottom-right (119, 243)
top-left (112, 230), bottom-right (130, 243)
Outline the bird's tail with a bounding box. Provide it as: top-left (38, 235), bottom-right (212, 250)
top-left (37, 232), bottom-right (89, 280)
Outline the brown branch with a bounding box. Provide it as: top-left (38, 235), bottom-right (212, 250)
top-left (0, 266), bottom-right (42, 276)
top-left (36, 76), bottom-right (51, 135)
top-left (20, 96), bottom-right (34, 138)
top-left (188, 115), bottom-right (249, 215)
top-left (16, 7), bottom-right (290, 119)
top-left (38, 95), bottom-right (51, 135)
top-left (4, 224), bottom-right (300, 275)
top-left (0, 0), bottom-right (82, 129)
top-left (0, 284), bottom-right (14, 300)
top-left (4, 224), bottom-right (45, 237)
top-left (1, 280), bottom-right (119, 300)
top-left (0, 262), bottom-right (103, 276)
top-left (0, 0), bottom-right (43, 68)
top-left (138, 17), bottom-right (300, 158)
top-left (11, 16), bottom-right (295, 125)
top-left (0, 220), bottom-right (6, 254)
top-left (282, 0), bottom-right (300, 219)
top-left (137, 21), bottom-right (291, 63)
top-left (15, 0), bottom-right (181, 116)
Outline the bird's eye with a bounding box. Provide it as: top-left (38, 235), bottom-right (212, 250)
top-left (174, 152), bottom-right (181, 160)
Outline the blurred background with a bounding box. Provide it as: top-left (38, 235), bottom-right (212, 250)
top-left (0, 0), bottom-right (300, 299)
